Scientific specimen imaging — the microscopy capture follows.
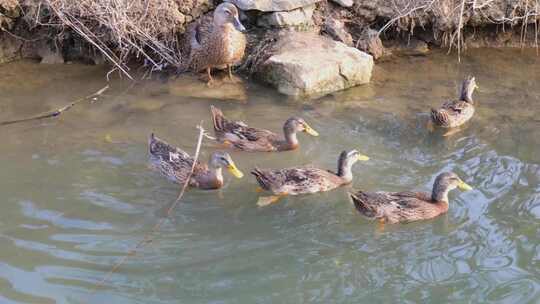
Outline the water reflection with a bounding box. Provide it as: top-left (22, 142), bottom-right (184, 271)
top-left (0, 49), bottom-right (538, 303)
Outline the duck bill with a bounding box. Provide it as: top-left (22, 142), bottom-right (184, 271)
top-left (356, 153), bottom-right (370, 161)
top-left (227, 163), bottom-right (244, 178)
top-left (303, 124), bottom-right (319, 137)
top-left (233, 16), bottom-right (246, 32)
top-left (458, 180), bottom-right (473, 191)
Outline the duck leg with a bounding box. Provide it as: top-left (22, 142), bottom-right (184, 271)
top-left (442, 126), bottom-right (463, 137)
top-left (376, 218), bottom-right (386, 233)
top-left (206, 67), bottom-right (215, 87)
top-left (227, 64), bottom-right (240, 83)
top-left (256, 192), bottom-right (288, 207)
top-left (426, 120), bottom-right (435, 132)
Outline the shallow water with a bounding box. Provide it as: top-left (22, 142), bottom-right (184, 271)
top-left (0, 49), bottom-right (538, 303)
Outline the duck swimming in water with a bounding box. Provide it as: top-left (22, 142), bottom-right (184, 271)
top-left (252, 150), bottom-right (369, 206)
top-left (211, 106), bottom-right (319, 152)
top-left (430, 76), bottom-right (478, 135)
top-left (350, 172), bottom-right (472, 224)
top-left (148, 134), bottom-right (243, 190)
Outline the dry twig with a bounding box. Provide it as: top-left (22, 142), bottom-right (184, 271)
top-left (95, 123), bottom-right (207, 290)
top-left (0, 85), bottom-right (109, 126)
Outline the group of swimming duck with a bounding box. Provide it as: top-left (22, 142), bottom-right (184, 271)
top-left (150, 74), bottom-right (476, 225)
top-left (154, 2), bottom-right (477, 224)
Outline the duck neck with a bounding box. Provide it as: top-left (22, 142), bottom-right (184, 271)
top-left (460, 84), bottom-right (475, 103)
top-left (337, 158), bottom-right (353, 183)
top-left (431, 184), bottom-right (450, 203)
top-left (209, 166), bottom-right (224, 185)
top-left (283, 127), bottom-right (299, 149)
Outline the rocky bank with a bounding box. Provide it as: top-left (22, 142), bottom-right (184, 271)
top-left (1, 0), bottom-right (539, 98)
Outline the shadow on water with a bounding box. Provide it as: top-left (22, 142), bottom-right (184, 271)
top-left (0, 49), bottom-right (538, 303)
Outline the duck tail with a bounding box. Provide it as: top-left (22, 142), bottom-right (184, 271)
top-left (188, 21), bottom-right (202, 50)
top-left (430, 108), bottom-right (449, 126)
top-left (176, 22), bottom-right (200, 74)
top-left (349, 191), bottom-right (377, 217)
top-left (211, 105), bottom-right (226, 132)
top-left (251, 167), bottom-right (270, 190)
top-left (149, 133), bottom-right (157, 154)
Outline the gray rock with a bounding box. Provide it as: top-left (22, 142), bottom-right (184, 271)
top-left (257, 32), bottom-right (373, 98)
top-left (323, 18), bottom-right (353, 46)
top-left (257, 5), bottom-right (314, 28)
top-left (356, 28), bottom-right (385, 60)
top-left (225, 0), bottom-right (320, 12)
top-left (330, 0), bottom-right (354, 8)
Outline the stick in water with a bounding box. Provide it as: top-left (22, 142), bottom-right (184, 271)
top-left (95, 123), bottom-right (206, 291)
top-left (0, 85), bottom-right (109, 126)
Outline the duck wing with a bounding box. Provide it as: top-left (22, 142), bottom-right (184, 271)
top-left (148, 134), bottom-right (207, 184)
top-left (431, 99), bottom-right (474, 127)
top-left (350, 190), bottom-right (433, 223)
top-left (211, 106), bottom-right (279, 151)
top-left (252, 166), bottom-right (341, 195)
top-left (187, 16), bottom-right (216, 71)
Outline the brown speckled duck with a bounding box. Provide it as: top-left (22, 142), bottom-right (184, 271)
top-left (211, 106), bottom-right (319, 152)
top-left (188, 3), bottom-right (246, 85)
top-left (430, 76), bottom-right (478, 130)
top-left (252, 150), bottom-right (369, 206)
top-left (350, 172), bottom-right (473, 224)
top-left (148, 134), bottom-right (243, 190)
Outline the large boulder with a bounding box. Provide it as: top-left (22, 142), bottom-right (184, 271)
top-left (225, 0), bottom-right (320, 12)
top-left (257, 32), bottom-right (373, 98)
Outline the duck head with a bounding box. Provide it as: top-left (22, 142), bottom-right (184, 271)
top-left (460, 76), bottom-right (478, 103)
top-left (284, 117), bottom-right (319, 137)
top-left (431, 172), bottom-right (472, 202)
top-left (282, 117), bottom-right (319, 148)
top-left (214, 3), bottom-right (246, 32)
top-left (337, 150), bottom-right (370, 183)
top-left (209, 151), bottom-right (244, 178)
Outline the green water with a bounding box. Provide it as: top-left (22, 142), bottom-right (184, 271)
top-left (0, 49), bottom-right (538, 303)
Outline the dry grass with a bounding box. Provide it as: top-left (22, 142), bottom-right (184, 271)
top-left (375, 0), bottom-right (540, 55)
top-left (21, 0), bottom-right (202, 78)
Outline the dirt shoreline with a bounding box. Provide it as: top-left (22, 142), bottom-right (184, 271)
top-left (1, 1), bottom-right (538, 69)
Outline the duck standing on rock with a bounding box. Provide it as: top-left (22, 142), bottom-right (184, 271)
top-left (149, 134), bottom-right (243, 190)
top-left (252, 150), bottom-right (369, 206)
top-left (211, 106), bottom-right (319, 152)
top-left (350, 172), bottom-right (473, 224)
top-left (187, 3), bottom-right (247, 86)
top-left (430, 76), bottom-right (478, 136)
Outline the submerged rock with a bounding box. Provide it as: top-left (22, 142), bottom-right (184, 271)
top-left (386, 38), bottom-right (429, 57)
top-left (168, 74), bottom-right (248, 102)
top-left (225, 0), bottom-right (321, 12)
top-left (257, 4), bottom-right (315, 28)
top-left (257, 31), bottom-right (373, 98)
